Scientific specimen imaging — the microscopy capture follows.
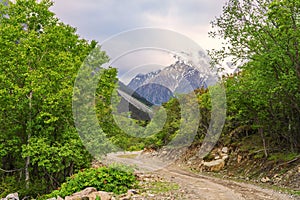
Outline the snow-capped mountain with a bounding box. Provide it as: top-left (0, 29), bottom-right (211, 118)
top-left (128, 59), bottom-right (215, 105)
top-left (134, 83), bottom-right (174, 105)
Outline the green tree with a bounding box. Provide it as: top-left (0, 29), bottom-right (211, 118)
top-left (0, 0), bottom-right (107, 196)
top-left (210, 0), bottom-right (300, 153)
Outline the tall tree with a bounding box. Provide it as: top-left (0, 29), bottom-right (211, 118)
top-left (210, 0), bottom-right (300, 153)
top-left (0, 0), bottom-right (108, 196)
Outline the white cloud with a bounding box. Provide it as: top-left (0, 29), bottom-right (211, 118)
top-left (51, 0), bottom-right (228, 80)
top-left (51, 0), bottom-right (226, 47)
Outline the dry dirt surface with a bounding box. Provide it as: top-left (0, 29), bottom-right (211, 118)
top-left (104, 151), bottom-right (298, 200)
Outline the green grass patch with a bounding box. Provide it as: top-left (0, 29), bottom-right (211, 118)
top-left (145, 181), bottom-right (180, 194)
top-left (268, 152), bottom-right (299, 162)
top-left (117, 154), bottom-right (138, 159)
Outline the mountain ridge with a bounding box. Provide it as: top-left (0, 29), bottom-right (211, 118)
top-left (127, 60), bottom-right (210, 105)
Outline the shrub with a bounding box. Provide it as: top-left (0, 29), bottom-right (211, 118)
top-left (43, 166), bottom-right (137, 198)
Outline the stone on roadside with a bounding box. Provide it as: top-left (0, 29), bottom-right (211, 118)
top-left (237, 155), bottom-right (242, 163)
top-left (222, 147), bottom-right (229, 154)
top-left (46, 198), bottom-right (56, 200)
top-left (119, 189), bottom-right (138, 200)
top-left (220, 153), bottom-right (229, 160)
top-left (203, 159), bottom-right (225, 172)
top-left (65, 187), bottom-right (113, 200)
top-left (88, 191), bottom-right (112, 200)
top-left (261, 177), bottom-right (271, 183)
top-left (5, 193), bottom-right (19, 200)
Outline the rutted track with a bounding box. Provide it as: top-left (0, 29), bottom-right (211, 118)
top-left (104, 151), bottom-right (297, 200)
top-left (157, 166), bottom-right (295, 200)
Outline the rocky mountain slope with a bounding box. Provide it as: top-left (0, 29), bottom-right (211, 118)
top-left (128, 60), bottom-right (213, 105)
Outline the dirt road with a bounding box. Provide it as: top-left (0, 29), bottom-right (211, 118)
top-left (104, 151), bottom-right (298, 200)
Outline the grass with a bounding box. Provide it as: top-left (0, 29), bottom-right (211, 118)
top-left (292, 190), bottom-right (300, 196)
top-left (267, 152), bottom-right (299, 162)
top-left (117, 154), bottom-right (138, 159)
top-left (145, 181), bottom-right (180, 194)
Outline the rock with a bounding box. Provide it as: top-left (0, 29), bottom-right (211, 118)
top-left (214, 155), bottom-right (220, 160)
top-left (273, 174), bottom-right (282, 183)
top-left (72, 187), bottom-right (97, 196)
top-left (5, 193), bottom-right (19, 200)
top-left (151, 152), bottom-right (158, 156)
top-left (147, 193), bottom-right (155, 197)
top-left (220, 153), bottom-right (229, 160)
top-left (127, 189), bottom-right (138, 195)
top-left (161, 150), bottom-right (168, 155)
top-left (228, 172), bottom-right (234, 177)
top-left (88, 191), bottom-right (112, 200)
top-left (203, 159), bottom-right (225, 172)
top-left (46, 198), bottom-right (56, 200)
top-left (57, 196), bottom-right (64, 200)
top-left (119, 197), bottom-right (130, 200)
top-left (261, 177), bottom-right (271, 183)
top-left (65, 187), bottom-right (113, 200)
top-left (91, 160), bottom-right (105, 168)
top-left (298, 166), bottom-right (300, 173)
top-left (237, 155), bottom-right (242, 163)
top-left (222, 147), bottom-right (228, 154)
top-left (120, 189), bottom-right (139, 200)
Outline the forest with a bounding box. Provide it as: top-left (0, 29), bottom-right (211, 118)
top-left (0, 0), bottom-right (299, 198)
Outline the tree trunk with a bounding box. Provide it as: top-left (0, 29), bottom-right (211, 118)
top-left (259, 127), bottom-right (268, 158)
top-left (25, 91), bottom-right (33, 188)
top-left (255, 117), bottom-right (268, 158)
top-left (25, 154), bottom-right (30, 188)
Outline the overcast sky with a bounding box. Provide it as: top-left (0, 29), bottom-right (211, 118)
top-left (51, 0), bottom-right (226, 50)
top-left (50, 1), bottom-right (228, 83)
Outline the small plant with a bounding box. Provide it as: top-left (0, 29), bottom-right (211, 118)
top-left (42, 165), bottom-right (137, 199)
top-left (268, 152), bottom-right (298, 162)
top-left (253, 153), bottom-right (264, 159)
top-left (139, 180), bottom-right (180, 194)
top-left (95, 195), bottom-right (101, 200)
top-left (203, 153), bottom-right (215, 162)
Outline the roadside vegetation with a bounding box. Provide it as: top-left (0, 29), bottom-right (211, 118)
top-left (0, 0), bottom-right (299, 198)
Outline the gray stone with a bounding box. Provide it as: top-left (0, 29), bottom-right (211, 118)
top-left (88, 191), bottom-right (112, 200)
top-left (46, 198), bottom-right (56, 200)
top-left (5, 193), bottom-right (19, 200)
top-left (220, 153), bottom-right (229, 160)
top-left (65, 187), bottom-right (98, 200)
top-left (222, 147), bottom-right (228, 154)
top-left (261, 177), bottom-right (271, 183)
top-left (203, 159), bottom-right (225, 172)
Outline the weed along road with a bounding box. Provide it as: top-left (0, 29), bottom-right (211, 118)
top-left (104, 151), bottom-right (297, 200)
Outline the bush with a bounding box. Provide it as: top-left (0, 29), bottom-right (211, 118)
top-left (43, 166), bottom-right (137, 198)
top-left (0, 176), bottom-right (18, 198)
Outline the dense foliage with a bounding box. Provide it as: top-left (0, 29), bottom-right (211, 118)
top-left (118, 0), bottom-right (300, 156)
top-left (1, 0), bottom-right (300, 198)
top-left (210, 0), bottom-right (300, 154)
top-left (43, 165), bottom-right (137, 198)
top-left (0, 0), bottom-right (103, 196)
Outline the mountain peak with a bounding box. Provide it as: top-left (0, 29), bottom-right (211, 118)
top-left (127, 61), bottom-right (209, 105)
